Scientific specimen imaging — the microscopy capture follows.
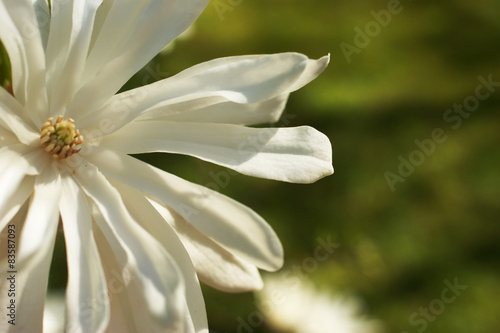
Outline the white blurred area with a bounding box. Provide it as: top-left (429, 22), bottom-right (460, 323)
top-left (43, 292), bottom-right (65, 333)
top-left (256, 274), bottom-right (383, 333)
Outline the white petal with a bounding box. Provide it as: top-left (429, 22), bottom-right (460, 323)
top-left (136, 54), bottom-right (330, 125)
top-left (0, 124), bottom-right (20, 146)
top-left (0, 0), bottom-right (49, 126)
top-left (69, 0), bottom-right (210, 115)
top-left (92, 227), bottom-right (152, 333)
top-left (0, 176), bottom-right (34, 232)
top-left (0, 88), bottom-right (39, 144)
top-left (152, 201), bottom-right (263, 293)
top-left (9, 169), bottom-right (61, 332)
top-left (0, 144), bottom-right (50, 176)
top-left (0, 145), bottom-right (47, 220)
top-left (59, 175), bottom-right (109, 333)
top-left (77, 53), bottom-right (326, 131)
top-left (101, 121), bottom-right (333, 183)
top-left (136, 94), bottom-right (289, 126)
top-left (43, 292), bottom-right (65, 333)
top-left (286, 53), bottom-right (330, 92)
top-left (45, 0), bottom-right (103, 118)
top-left (113, 181), bottom-right (208, 333)
top-left (92, 225), bottom-right (187, 333)
top-left (85, 149), bottom-right (284, 272)
top-left (31, 0), bottom-right (51, 48)
top-left (73, 162), bottom-right (186, 329)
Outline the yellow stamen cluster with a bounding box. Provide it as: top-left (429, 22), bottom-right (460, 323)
top-left (40, 116), bottom-right (84, 160)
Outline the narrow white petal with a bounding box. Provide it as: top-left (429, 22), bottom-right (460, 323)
top-left (0, 88), bottom-right (39, 144)
top-left (17, 169), bottom-right (60, 263)
top-left (43, 292), bottom-right (65, 333)
top-left (0, 145), bottom-right (47, 221)
top-left (136, 94), bottom-right (289, 126)
top-left (101, 121), bottom-right (333, 183)
top-left (0, 0), bottom-right (49, 125)
top-left (73, 162), bottom-right (186, 329)
top-left (31, 0), bottom-right (51, 48)
top-left (0, 85), bottom-right (37, 130)
top-left (59, 175), bottom-right (109, 333)
top-left (0, 176), bottom-right (34, 232)
top-left (287, 54), bottom-right (330, 92)
top-left (77, 53), bottom-right (319, 131)
top-left (45, 0), bottom-right (103, 117)
top-left (113, 181), bottom-right (208, 333)
top-left (152, 200), bottom-right (263, 293)
top-left (92, 227), bottom-right (151, 333)
top-left (69, 0), bottom-right (210, 114)
top-left (0, 124), bottom-right (20, 146)
top-left (92, 225), bottom-right (188, 333)
top-left (8, 169), bottom-right (61, 332)
top-left (85, 149), bottom-right (284, 272)
top-left (136, 55), bottom-right (330, 126)
top-left (0, 144), bottom-right (50, 176)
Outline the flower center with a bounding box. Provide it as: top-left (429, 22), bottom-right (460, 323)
top-left (40, 116), bottom-right (84, 160)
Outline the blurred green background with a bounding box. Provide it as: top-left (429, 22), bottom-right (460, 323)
top-left (168, 1), bottom-right (499, 332)
top-left (45, 0), bottom-right (500, 332)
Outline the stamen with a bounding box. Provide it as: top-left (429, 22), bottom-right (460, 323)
top-left (40, 116), bottom-right (84, 160)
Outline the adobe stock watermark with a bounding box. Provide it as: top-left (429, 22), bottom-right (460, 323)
top-left (385, 73), bottom-right (499, 192)
top-left (213, 0), bottom-right (244, 22)
top-left (231, 236), bottom-right (340, 333)
top-left (401, 277), bottom-right (467, 333)
top-left (339, 0), bottom-right (404, 64)
top-left (140, 62), bottom-right (170, 86)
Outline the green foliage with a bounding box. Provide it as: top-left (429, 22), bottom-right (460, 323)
top-left (0, 40), bottom-right (12, 91)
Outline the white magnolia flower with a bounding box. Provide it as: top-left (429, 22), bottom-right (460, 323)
top-left (0, 0), bottom-right (332, 332)
top-left (256, 274), bottom-right (383, 333)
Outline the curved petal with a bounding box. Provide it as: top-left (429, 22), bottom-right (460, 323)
top-left (45, 0), bottom-right (103, 118)
top-left (92, 226), bottom-right (153, 333)
top-left (113, 181), bottom-right (208, 333)
top-left (92, 225), bottom-right (190, 333)
top-left (100, 121), bottom-right (333, 183)
top-left (43, 291), bottom-right (65, 333)
top-left (0, 124), bottom-right (20, 146)
top-left (0, 145), bottom-right (47, 222)
top-left (0, 88), bottom-right (39, 144)
top-left (152, 200), bottom-right (263, 293)
top-left (0, 0), bottom-right (49, 126)
top-left (77, 53), bottom-right (328, 132)
top-left (85, 148), bottom-right (284, 272)
top-left (0, 176), bottom-right (34, 232)
top-left (32, 0), bottom-right (51, 48)
top-left (286, 53), bottom-right (330, 92)
top-left (135, 54), bottom-right (330, 125)
top-left (5, 168), bottom-right (61, 332)
top-left (136, 93), bottom-right (289, 126)
top-left (59, 174), bottom-right (109, 333)
top-left (0, 84), bottom-right (36, 133)
top-left (69, 0), bottom-right (210, 115)
top-left (73, 162), bottom-right (187, 329)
